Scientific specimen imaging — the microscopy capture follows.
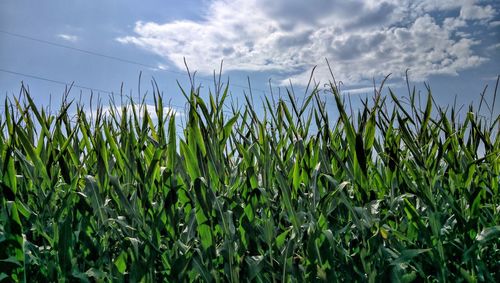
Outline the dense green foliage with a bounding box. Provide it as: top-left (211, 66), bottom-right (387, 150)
top-left (1, 75), bottom-right (499, 282)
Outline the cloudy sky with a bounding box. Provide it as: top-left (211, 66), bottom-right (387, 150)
top-left (1, 0), bottom-right (499, 114)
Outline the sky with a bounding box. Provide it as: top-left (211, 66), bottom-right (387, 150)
top-left (1, 0), bottom-right (499, 118)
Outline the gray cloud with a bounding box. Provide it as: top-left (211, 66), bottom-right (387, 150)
top-left (275, 31), bottom-right (313, 49)
top-left (259, 0), bottom-right (349, 29)
top-left (346, 2), bottom-right (397, 30)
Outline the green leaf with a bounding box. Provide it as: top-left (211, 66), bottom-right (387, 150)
top-left (114, 252), bottom-right (128, 274)
top-left (292, 155), bottom-right (301, 190)
top-left (390, 249), bottom-right (431, 266)
top-left (180, 140), bottom-right (200, 179)
top-left (85, 268), bottom-right (107, 280)
top-left (198, 224), bottom-right (213, 250)
top-left (15, 127), bottom-right (49, 180)
top-left (276, 229), bottom-right (290, 249)
top-left (144, 148), bottom-right (162, 184)
top-left (57, 216), bottom-right (73, 274)
top-left (355, 132), bottom-right (367, 176)
top-left (475, 226), bottom-right (500, 244)
top-left (0, 273), bottom-right (9, 281)
top-left (167, 115), bottom-right (177, 171)
top-left (420, 92), bottom-right (432, 138)
top-left (189, 117), bottom-right (206, 157)
top-left (0, 257), bottom-right (22, 267)
top-left (364, 112), bottom-right (376, 150)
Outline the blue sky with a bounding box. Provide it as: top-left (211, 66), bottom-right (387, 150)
top-left (1, 0), bottom-right (499, 116)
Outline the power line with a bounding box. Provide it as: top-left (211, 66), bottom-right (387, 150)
top-left (0, 68), bottom-right (322, 121)
top-left (0, 67), bottom-right (186, 107)
top-left (0, 68), bottom-right (115, 94)
top-left (0, 68), bottom-right (229, 114)
top-left (0, 29), bottom-right (270, 93)
top-left (0, 29), bottom-right (159, 71)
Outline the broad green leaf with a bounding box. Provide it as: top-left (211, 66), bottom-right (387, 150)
top-left (114, 252), bottom-right (128, 274)
top-left (198, 224), bottom-right (213, 250)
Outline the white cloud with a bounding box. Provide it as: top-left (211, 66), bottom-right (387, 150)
top-left (487, 43), bottom-right (500, 50)
top-left (57, 33), bottom-right (79, 43)
top-left (411, 0), bottom-right (494, 20)
top-left (459, 0), bottom-right (495, 20)
top-left (117, 0), bottom-right (497, 85)
top-left (341, 86), bottom-right (381, 95)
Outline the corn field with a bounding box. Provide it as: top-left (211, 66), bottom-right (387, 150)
top-left (0, 74), bottom-right (499, 282)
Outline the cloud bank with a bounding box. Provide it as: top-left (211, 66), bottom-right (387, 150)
top-left (117, 0), bottom-right (497, 85)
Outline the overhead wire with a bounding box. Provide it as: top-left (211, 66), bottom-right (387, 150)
top-left (0, 68), bottom-right (115, 95)
top-left (0, 29), bottom-right (269, 93)
top-left (0, 67), bottom-right (191, 110)
top-left (0, 30), bottom-right (320, 118)
top-left (0, 29), bottom-right (162, 71)
top-left (0, 68), bottom-right (246, 116)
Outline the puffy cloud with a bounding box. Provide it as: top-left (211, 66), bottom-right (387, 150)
top-left (117, 0), bottom-right (497, 85)
top-left (459, 0), bottom-right (495, 20)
